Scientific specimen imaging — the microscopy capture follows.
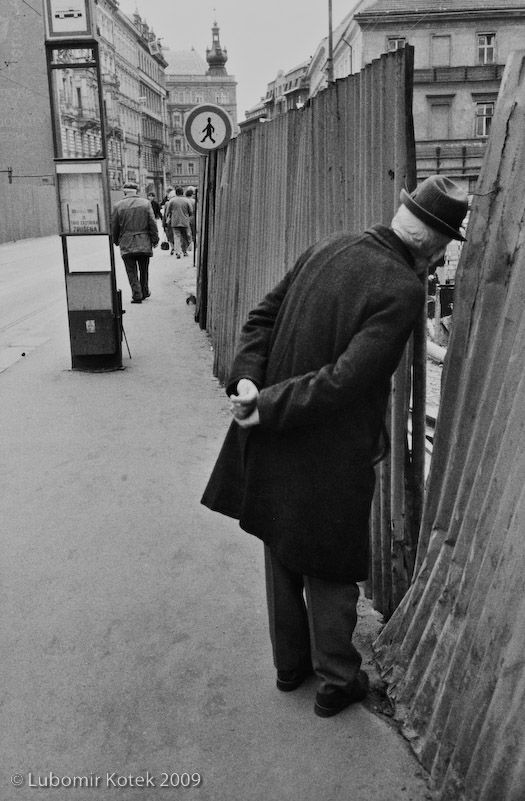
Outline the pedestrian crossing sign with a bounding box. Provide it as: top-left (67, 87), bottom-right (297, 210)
top-left (184, 104), bottom-right (233, 155)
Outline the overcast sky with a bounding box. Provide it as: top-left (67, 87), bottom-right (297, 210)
top-left (118, 0), bottom-right (353, 116)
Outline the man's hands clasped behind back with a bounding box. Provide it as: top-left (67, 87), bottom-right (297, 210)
top-left (230, 378), bottom-right (260, 428)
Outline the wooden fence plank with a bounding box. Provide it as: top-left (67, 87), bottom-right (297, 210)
top-left (374, 50), bottom-right (525, 801)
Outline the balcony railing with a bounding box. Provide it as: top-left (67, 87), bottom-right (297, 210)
top-left (416, 139), bottom-right (488, 175)
top-left (417, 139), bottom-right (487, 158)
top-left (415, 64), bottom-right (505, 83)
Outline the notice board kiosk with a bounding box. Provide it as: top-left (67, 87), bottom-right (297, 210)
top-left (44, 0), bottom-right (123, 370)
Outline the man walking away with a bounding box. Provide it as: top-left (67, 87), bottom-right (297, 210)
top-left (164, 186), bottom-right (193, 258)
top-left (148, 192), bottom-right (163, 240)
top-left (161, 186), bottom-right (175, 250)
top-left (112, 182), bottom-right (159, 303)
top-left (185, 186), bottom-right (197, 249)
top-left (148, 192), bottom-right (162, 221)
top-left (202, 175), bottom-right (469, 718)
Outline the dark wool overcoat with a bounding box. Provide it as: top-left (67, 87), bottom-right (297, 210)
top-left (201, 225), bottom-right (426, 582)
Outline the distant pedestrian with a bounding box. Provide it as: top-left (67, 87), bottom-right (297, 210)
top-left (112, 182), bottom-right (159, 303)
top-left (161, 186), bottom-right (176, 249)
top-left (161, 185), bottom-right (175, 209)
top-left (164, 186), bottom-right (193, 258)
top-left (148, 191), bottom-right (163, 242)
top-left (147, 192), bottom-right (162, 220)
top-left (202, 175), bottom-right (469, 718)
top-left (185, 186), bottom-right (196, 248)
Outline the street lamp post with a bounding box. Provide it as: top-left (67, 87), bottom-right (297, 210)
top-left (138, 96), bottom-right (146, 193)
top-left (327, 0), bottom-right (334, 84)
top-left (137, 131), bottom-right (142, 192)
top-left (122, 124), bottom-right (128, 184)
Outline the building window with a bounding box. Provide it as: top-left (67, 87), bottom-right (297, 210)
top-left (176, 162), bottom-right (183, 175)
top-left (387, 37), bottom-right (406, 52)
top-left (431, 35), bottom-right (451, 66)
top-left (188, 162), bottom-right (194, 175)
top-left (475, 102), bottom-right (494, 137)
top-left (477, 33), bottom-right (495, 64)
top-left (430, 103), bottom-right (451, 139)
top-left (174, 138), bottom-right (181, 153)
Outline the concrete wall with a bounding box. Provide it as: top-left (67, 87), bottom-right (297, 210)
top-left (0, 0), bottom-right (58, 242)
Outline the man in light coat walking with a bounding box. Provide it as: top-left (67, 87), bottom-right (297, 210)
top-left (202, 176), bottom-right (469, 717)
top-left (112, 182), bottom-right (159, 303)
top-left (164, 186), bottom-right (193, 258)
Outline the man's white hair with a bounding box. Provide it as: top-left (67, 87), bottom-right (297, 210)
top-left (391, 204), bottom-right (450, 255)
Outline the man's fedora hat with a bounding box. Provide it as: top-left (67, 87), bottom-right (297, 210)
top-left (123, 181), bottom-right (138, 191)
top-left (400, 176), bottom-right (468, 241)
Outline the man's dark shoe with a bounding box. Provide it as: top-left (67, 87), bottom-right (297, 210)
top-left (131, 298), bottom-right (142, 304)
top-left (276, 666), bottom-right (313, 692)
top-left (314, 670), bottom-right (369, 717)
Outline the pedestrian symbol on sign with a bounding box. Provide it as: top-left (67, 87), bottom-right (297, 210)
top-left (184, 104), bottom-right (233, 155)
top-left (201, 118), bottom-right (216, 144)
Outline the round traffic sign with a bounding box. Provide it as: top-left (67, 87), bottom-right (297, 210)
top-left (184, 104), bottom-right (233, 155)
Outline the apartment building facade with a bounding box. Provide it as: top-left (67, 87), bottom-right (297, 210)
top-left (310, 0), bottom-right (525, 194)
top-left (164, 23), bottom-right (237, 190)
top-left (0, 0), bottom-right (57, 241)
top-left (352, 0), bottom-right (525, 193)
top-left (96, 2), bottom-right (168, 199)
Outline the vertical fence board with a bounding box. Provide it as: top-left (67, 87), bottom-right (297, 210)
top-left (374, 51), bottom-right (525, 801)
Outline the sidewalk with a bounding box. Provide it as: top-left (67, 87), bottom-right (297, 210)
top-left (0, 241), bottom-right (430, 801)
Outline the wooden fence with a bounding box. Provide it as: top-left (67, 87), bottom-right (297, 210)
top-left (375, 51), bottom-right (525, 801)
top-left (196, 47), bottom-right (424, 617)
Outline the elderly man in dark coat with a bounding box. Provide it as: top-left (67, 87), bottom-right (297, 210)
top-left (112, 182), bottom-right (159, 303)
top-left (202, 176), bottom-right (468, 717)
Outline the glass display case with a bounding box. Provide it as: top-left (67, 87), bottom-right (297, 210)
top-left (43, 3), bottom-right (123, 370)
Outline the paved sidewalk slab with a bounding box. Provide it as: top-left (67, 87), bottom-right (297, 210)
top-left (0, 241), bottom-right (430, 801)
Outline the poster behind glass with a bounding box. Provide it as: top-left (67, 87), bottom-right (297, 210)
top-left (58, 170), bottom-right (107, 234)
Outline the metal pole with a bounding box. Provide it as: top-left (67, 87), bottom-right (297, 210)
top-left (327, 0), bottom-right (334, 84)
